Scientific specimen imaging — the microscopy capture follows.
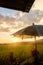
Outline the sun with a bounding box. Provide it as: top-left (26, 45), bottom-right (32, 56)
top-left (12, 37), bottom-right (22, 43)
top-left (12, 36), bottom-right (43, 43)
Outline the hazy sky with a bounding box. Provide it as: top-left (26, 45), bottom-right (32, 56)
top-left (0, 0), bottom-right (43, 43)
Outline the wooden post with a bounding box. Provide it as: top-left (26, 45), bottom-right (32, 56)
top-left (34, 36), bottom-right (37, 50)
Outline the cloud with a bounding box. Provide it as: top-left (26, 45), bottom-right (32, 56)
top-left (0, 10), bottom-right (43, 33)
top-left (0, 11), bottom-right (28, 27)
top-left (0, 28), bottom-right (9, 32)
top-left (0, 13), bottom-right (27, 33)
top-left (0, 14), bottom-right (16, 23)
top-left (17, 10), bottom-right (43, 24)
top-left (32, 0), bottom-right (43, 10)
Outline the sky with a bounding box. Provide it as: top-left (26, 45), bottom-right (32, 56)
top-left (0, 0), bottom-right (43, 43)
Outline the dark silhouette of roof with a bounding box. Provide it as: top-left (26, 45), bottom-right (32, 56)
top-left (0, 0), bottom-right (35, 12)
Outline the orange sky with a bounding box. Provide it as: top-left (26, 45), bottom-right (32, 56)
top-left (0, 0), bottom-right (43, 43)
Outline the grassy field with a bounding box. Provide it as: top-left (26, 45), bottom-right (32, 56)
top-left (0, 42), bottom-right (43, 65)
top-left (0, 42), bottom-right (43, 55)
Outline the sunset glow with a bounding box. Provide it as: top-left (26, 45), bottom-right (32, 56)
top-left (11, 36), bottom-right (43, 43)
top-left (22, 36), bottom-right (43, 42)
top-left (12, 37), bottom-right (22, 43)
top-left (0, 0), bottom-right (43, 43)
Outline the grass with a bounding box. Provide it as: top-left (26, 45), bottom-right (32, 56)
top-left (0, 42), bottom-right (43, 65)
top-left (0, 42), bottom-right (43, 57)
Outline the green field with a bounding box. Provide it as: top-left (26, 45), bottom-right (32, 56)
top-left (0, 42), bottom-right (43, 57)
top-left (0, 42), bottom-right (43, 65)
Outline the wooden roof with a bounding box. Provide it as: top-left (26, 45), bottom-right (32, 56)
top-left (0, 0), bottom-right (35, 12)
